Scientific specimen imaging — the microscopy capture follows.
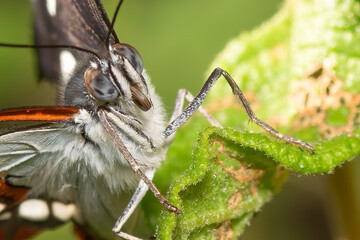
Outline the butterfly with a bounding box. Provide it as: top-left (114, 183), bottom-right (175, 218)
top-left (0, 0), bottom-right (315, 239)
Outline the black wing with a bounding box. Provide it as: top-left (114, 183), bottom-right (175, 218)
top-left (32, 0), bottom-right (119, 85)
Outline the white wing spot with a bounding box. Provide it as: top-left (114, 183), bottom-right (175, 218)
top-left (52, 202), bottom-right (76, 221)
top-left (60, 50), bottom-right (77, 85)
top-left (0, 203), bottom-right (6, 212)
top-left (18, 199), bottom-right (49, 221)
top-left (46, 0), bottom-right (57, 17)
top-left (0, 212), bottom-right (11, 221)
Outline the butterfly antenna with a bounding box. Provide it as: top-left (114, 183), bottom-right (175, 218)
top-left (106, 0), bottom-right (124, 46)
top-left (0, 43), bottom-right (101, 60)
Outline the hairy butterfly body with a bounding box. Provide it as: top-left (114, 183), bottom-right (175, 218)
top-left (0, 0), bottom-right (315, 239)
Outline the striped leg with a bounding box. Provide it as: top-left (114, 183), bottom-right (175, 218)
top-left (165, 88), bottom-right (222, 146)
top-left (164, 68), bottom-right (315, 153)
top-left (113, 168), bottom-right (155, 239)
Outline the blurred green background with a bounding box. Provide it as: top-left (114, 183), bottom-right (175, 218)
top-left (0, 0), bottom-right (345, 240)
top-left (0, 0), bottom-right (283, 110)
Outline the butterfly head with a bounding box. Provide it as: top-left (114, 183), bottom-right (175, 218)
top-left (84, 43), bottom-right (152, 111)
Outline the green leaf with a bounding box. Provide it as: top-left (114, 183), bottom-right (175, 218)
top-left (143, 0), bottom-right (360, 238)
top-left (155, 127), bottom-right (360, 239)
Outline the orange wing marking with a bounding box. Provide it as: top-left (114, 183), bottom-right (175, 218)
top-left (0, 107), bottom-right (79, 122)
top-left (0, 174), bottom-right (28, 205)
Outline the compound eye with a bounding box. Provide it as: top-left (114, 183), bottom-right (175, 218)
top-left (113, 43), bottom-right (143, 74)
top-left (84, 67), bottom-right (119, 101)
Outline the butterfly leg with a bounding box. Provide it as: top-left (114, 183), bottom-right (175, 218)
top-left (112, 168), bottom-right (155, 239)
top-left (164, 67), bottom-right (315, 153)
top-left (98, 110), bottom-right (178, 213)
top-left (165, 88), bottom-right (222, 146)
top-left (169, 88), bottom-right (221, 127)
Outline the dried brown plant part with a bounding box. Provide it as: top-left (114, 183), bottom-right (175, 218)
top-left (228, 190), bottom-right (243, 209)
top-left (225, 164), bottom-right (264, 196)
top-left (215, 220), bottom-right (233, 240)
top-left (212, 139), bottom-right (225, 153)
top-left (224, 163), bottom-right (265, 184)
top-left (217, 153), bottom-right (265, 197)
top-left (291, 60), bottom-right (360, 137)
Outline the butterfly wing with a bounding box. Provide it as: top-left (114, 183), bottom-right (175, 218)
top-left (0, 106), bottom-right (79, 184)
top-left (32, 0), bottom-right (119, 101)
top-left (0, 106), bottom-right (143, 239)
top-left (0, 107), bottom-right (81, 239)
top-left (0, 198), bottom-right (68, 240)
